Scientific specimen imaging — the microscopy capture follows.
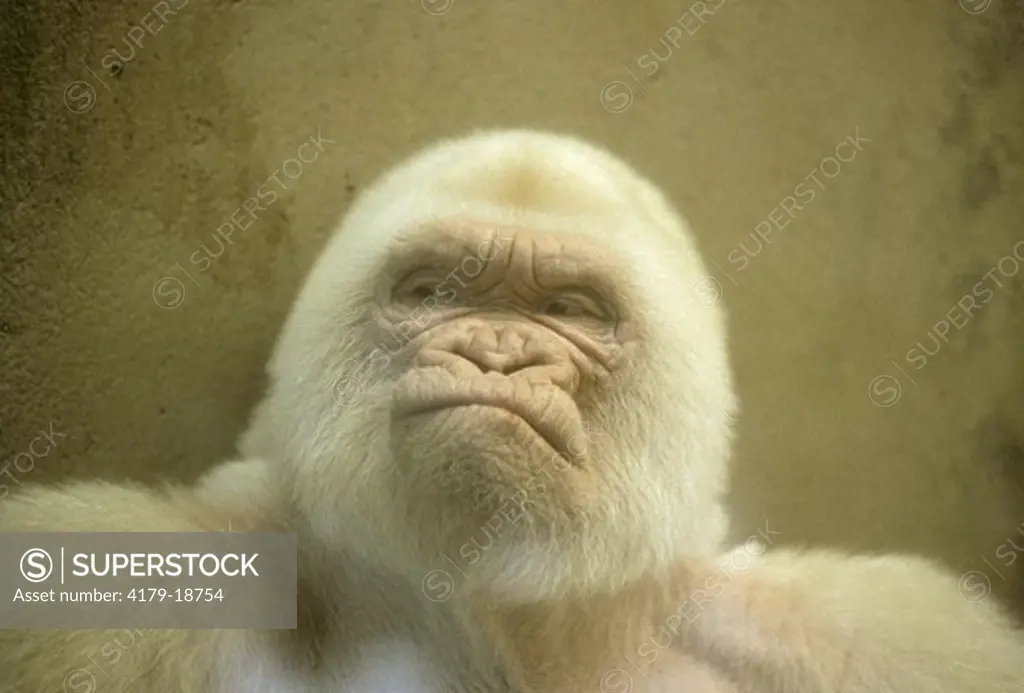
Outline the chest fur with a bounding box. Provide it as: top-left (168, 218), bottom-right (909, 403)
top-left (215, 637), bottom-right (510, 693)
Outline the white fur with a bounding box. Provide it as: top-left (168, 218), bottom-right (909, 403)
top-left (215, 638), bottom-right (440, 693)
top-left (331, 641), bottom-right (440, 693)
top-left (214, 640), bottom-right (307, 693)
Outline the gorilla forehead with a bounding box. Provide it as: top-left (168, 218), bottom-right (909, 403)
top-left (337, 130), bottom-right (691, 260)
top-left (381, 218), bottom-right (634, 306)
top-left (405, 130), bottom-right (642, 214)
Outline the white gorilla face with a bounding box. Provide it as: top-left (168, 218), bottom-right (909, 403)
top-left (239, 130), bottom-right (737, 602)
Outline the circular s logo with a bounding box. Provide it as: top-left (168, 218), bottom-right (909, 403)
top-left (422, 0), bottom-right (455, 15)
top-left (421, 569), bottom-right (455, 603)
top-left (867, 374), bottom-right (901, 408)
top-left (63, 668), bottom-right (96, 693)
top-left (689, 275), bottom-right (723, 308)
top-left (600, 668), bottom-right (633, 693)
top-left (959, 0), bottom-right (991, 15)
top-left (600, 81), bottom-right (633, 114)
top-left (152, 277), bottom-right (185, 309)
top-left (20, 548), bottom-right (53, 583)
top-left (63, 81), bottom-right (97, 114)
top-left (957, 570), bottom-right (991, 604)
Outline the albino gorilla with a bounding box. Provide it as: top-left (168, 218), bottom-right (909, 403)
top-left (1, 130), bottom-right (1022, 692)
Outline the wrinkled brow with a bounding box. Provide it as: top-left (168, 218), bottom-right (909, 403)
top-left (380, 219), bottom-right (637, 309)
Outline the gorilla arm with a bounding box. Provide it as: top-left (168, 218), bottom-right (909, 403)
top-left (671, 546), bottom-right (1024, 693)
top-left (0, 481), bottom-right (245, 693)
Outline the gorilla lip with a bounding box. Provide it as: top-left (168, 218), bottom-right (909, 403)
top-left (394, 391), bottom-right (579, 464)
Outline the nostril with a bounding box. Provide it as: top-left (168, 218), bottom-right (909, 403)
top-left (449, 323), bottom-right (564, 376)
top-left (497, 325), bottom-right (526, 355)
top-left (457, 326), bottom-right (513, 374)
top-left (477, 353), bottom-right (517, 375)
top-left (457, 349), bottom-right (524, 376)
top-left (468, 325), bottom-right (500, 353)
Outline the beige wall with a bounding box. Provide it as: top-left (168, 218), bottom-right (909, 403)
top-left (2, 0), bottom-right (1023, 611)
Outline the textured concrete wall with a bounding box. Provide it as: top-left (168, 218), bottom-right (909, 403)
top-left (2, 0), bottom-right (1023, 611)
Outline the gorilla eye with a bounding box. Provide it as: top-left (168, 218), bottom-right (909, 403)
top-left (407, 284), bottom-right (436, 301)
top-left (540, 296), bottom-right (604, 320)
top-left (393, 271), bottom-right (443, 305)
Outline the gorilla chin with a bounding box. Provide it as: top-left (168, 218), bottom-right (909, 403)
top-left (390, 378), bottom-right (589, 525)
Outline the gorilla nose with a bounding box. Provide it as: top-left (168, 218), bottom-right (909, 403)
top-left (417, 322), bottom-right (575, 390)
top-left (413, 320), bottom-right (581, 392)
top-left (461, 324), bottom-right (543, 375)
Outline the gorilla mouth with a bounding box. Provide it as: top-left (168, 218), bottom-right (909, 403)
top-left (392, 380), bottom-right (581, 463)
